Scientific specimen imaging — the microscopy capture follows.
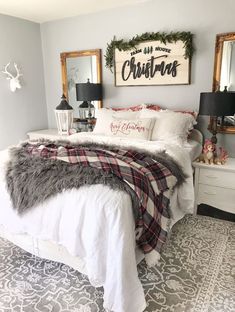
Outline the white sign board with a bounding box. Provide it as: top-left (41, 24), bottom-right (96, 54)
top-left (114, 40), bottom-right (190, 86)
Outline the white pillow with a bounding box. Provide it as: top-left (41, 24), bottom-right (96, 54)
top-left (114, 110), bottom-right (140, 119)
top-left (150, 110), bottom-right (196, 145)
top-left (140, 108), bottom-right (162, 119)
top-left (106, 117), bottom-right (154, 140)
top-left (94, 108), bottom-right (140, 134)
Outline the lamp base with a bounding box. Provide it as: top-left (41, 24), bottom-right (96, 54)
top-left (211, 134), bottom-right (217, 145)
top-left (211, 116), bottom-right (218, 145)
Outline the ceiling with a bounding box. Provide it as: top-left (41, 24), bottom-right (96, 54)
top-left (0, 0), bottom-right (148, 23)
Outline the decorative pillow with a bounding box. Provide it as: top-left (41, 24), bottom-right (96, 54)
top-left (149, 110), bottom-right (197, 145)
top-left (93, 108), bottom-right (140, 134)
top-left (144, 104), bottom-right (198, 119)
top-left (113, 110), bottom-right (140, 119)
top-left (140, 108), bottom-right (162, 119)
top-left (111, 104), bottom-right (145, 112)
top-left (174, 110), bottom-right (198, 119)
top-left (106, 117), bottom-right (154, 140)
top-left (145, 104), bottom-right (162, 111)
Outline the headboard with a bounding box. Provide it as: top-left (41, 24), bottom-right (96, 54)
top-left (188, 129), bottom-right (203, 145)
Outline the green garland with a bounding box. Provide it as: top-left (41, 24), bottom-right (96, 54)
top-left (105, 31), bottom-right (194, 71)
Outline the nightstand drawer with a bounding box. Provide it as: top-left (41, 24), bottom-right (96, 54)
top-left (198, 184), bottom-right (235, 214)
top-left (199, 168), bottom-right (235, 190)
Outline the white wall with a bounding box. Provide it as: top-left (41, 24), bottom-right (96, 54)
top-left (41, 0), bottom-right (235, 155)
top-left (0, 14), bottom-right (48, 150)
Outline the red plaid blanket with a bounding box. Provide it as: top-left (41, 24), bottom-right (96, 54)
top-left (23, 141), bottom-right (182, 257)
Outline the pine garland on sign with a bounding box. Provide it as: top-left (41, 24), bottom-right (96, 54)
top-left (105, 31), bottom-right (194, 71)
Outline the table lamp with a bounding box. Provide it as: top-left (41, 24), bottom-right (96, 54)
top-left (76, 79), bottom-right (102, 131)
top-left (199, 92), bottom-right (235, 144)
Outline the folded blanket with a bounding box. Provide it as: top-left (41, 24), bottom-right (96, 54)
top-left (6, 140), bottom-right (186, 264)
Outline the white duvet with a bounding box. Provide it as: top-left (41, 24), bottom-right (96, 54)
top-left (0, 133), bottom-right (199, 312)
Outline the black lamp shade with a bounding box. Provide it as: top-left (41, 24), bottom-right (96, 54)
top-left (199, 92), bottom-right (235, 116)
top-left (76, 82), bottom-right (102, 101)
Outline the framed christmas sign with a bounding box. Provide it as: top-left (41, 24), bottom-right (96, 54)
top-left (105, 32), bottom-right (194, 87)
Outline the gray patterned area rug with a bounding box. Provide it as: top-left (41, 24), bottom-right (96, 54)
top-left (0, 215), bottom-right (234, 312)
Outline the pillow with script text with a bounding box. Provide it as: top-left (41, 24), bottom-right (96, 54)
top-left (107, 118), bottom-right (154, 140)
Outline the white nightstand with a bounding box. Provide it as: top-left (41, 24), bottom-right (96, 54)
top-left (27, 129), bottom-right (71, 140)
top-left (193, 159), bottom-right (235, 215)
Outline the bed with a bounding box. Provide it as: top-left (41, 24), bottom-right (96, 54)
top-left (0, 107), bottom-right (202, 312)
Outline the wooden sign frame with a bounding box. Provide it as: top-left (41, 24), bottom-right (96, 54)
top-left (114, 40), bottom-right (190, 86)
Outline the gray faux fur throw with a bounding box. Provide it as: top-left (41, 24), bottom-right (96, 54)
top-left (5, 140), bottom-right (187, 215)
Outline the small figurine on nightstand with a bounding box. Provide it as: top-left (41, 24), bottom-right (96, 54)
top-left (214, 147), bottom-right (228, 165)
top-left (196, 139), bottom-right (228, 165)
top-left (196, 139), bottom-right (215, 164)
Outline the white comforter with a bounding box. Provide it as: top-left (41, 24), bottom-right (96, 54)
top-left (0, 133), bottom-right (197, 312)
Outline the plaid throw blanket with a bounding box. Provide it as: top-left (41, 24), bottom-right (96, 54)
top-left (6, 141), bottom-right (186, 259)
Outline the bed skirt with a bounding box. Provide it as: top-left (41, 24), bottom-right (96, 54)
top-left (0, 224), bottom-right (145, 273)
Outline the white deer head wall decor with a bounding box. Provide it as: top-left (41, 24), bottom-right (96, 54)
top-left (2, 62), bottom-right (22, 92)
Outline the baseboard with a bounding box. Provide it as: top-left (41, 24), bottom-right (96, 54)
top-left (197, 204), bottom-right (235, 222)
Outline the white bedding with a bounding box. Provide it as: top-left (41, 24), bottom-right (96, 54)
top-left (0, 133), bottom-right (201, 312)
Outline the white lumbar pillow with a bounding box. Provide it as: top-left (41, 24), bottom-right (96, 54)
top-left (93, 108), bottom-right (140, 135)
top-left (106, 117), bottom-right (154, 140)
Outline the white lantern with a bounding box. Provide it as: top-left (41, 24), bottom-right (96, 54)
top-left (55, 94), bottom-right (74, 135)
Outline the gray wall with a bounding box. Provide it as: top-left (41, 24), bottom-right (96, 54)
top-left (0, 14), bottom-right (48, 150)
top-left (41, 0), bottom-right (235, 155)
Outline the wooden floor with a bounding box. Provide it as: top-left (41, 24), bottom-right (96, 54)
top-left (197, 204), bottom-right (235, 222)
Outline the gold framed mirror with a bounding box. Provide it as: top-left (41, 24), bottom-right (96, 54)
top-left (60, 49), bottom-right (102, 119)
top-left (210, 32), bottom-right (235, 133)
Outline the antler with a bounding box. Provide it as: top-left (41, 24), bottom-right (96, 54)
top-left (2, 62), bottom-right (14, 79)
top-left (14, 63), bottom-right (22, 78)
